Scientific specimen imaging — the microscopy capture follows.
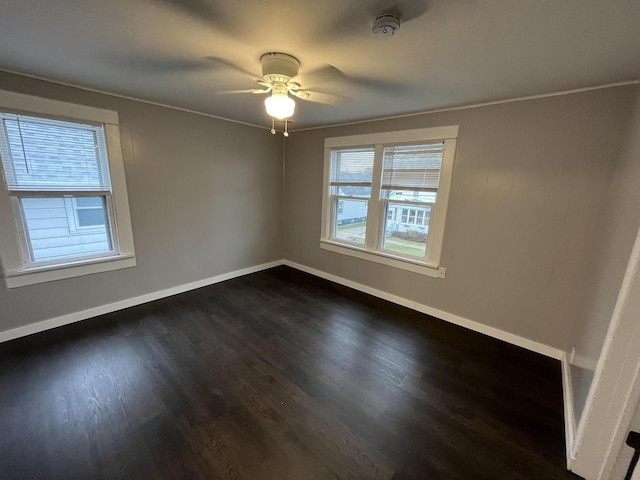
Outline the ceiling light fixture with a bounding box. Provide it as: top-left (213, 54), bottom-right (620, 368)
top-left (265, 89), bottom-right (295, 137)
top-left (264, 84), bottom-right (295, 120)
top-left (264, 94), bottom-right (295, 119)
top-left (211, 52), bottom-right (351, 137)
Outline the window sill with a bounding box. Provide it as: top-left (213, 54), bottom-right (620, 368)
top-left (319, 240), bottom-right (446, 278)
top-left (3, 254), bottom-right (136, 288)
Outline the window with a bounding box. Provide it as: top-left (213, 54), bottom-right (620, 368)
top-left (321, 126), bottom-right (458, 278)
top-left (329, 147), bottom-right (373, 245)
top-left (71, 197), bottom-right (108, 229)
top-left (0, 90), bottom-right (135, 288)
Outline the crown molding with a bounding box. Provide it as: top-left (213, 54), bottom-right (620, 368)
top-left (291, 79), bottom-right (640, 132)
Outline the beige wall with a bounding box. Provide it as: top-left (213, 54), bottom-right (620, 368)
top-left (0, 72), bottom-right (283, 332)
top-left (570, 88), bottom-right (640, 425)
top-left (283, 85), bottom-right (638, 353)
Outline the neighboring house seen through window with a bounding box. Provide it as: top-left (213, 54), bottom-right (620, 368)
top-left (321, 127), bottom-right (458, 278)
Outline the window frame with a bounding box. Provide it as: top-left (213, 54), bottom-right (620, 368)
top-left (320, 126), bottom-right (458, 279)
top-left (0, 90), bottom-right (136, 288)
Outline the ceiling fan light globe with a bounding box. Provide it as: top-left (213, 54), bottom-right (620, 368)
top-left (265, 95), bottom-right (295, 119)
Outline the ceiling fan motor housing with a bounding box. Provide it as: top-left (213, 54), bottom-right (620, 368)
top-left (261, 53), bottom-right (300, 83)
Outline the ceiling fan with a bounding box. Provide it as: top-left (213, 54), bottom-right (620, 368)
top-left (219, 52), bottom-right (348, 136)
top-left (108, 48), bottom-right (408, 135)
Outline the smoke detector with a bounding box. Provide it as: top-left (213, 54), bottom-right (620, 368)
top-left (372, 14), bottom-right (401, 37)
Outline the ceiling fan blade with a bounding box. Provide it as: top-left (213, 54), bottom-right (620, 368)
top-left (376, 0), bottom-right (428, 22)
top-left (105, 53), bottom-right (210, 74)
top-left (347, 76), bottom-right (409, 92)
top-left (215, 88), bottom-right (270, 95)
top-left (311, 4), bottom-right (365, 42)
top-left (292, 90), bottom-right (350, 105)
top-left (292, 65), bottom-right (346, 88)
top-left (204, 56), bottom-right (262, 80)
top-left (151, 0), bottom-right (236, 32)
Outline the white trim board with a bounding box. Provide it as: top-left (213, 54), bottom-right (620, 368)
top-left (291, 80), bottom-right (640, 132)
top-left (571, 226), bottom-right (640, 480)
top-left (282, 260), bottom-right (565, 360)
top-left (2, 68), bottom-right (637, 133)
top-left (0, 89), bottom-right (118, 124)
top-left (323, 125), bottom-right (459, 148)
top-left (0, 259), bottom-right (284, 344)
top-left (0, 68), bottom-right (265, 130)
top-left (562, 353), bottom-right (577, 467)
top-left (320, 241), bottom-right (446, 278)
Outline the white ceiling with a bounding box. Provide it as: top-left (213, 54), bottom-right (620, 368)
top-left (0, 0), bottom-right (639, 129)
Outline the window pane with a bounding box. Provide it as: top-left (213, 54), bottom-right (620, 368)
top-left (77, 208), bottom-right (106, 227)
top-left (20, 196), bottom-right (112, 262)
top-left (331, 148), bottom-right (374, 184)
top-left (334, 198), bottom-right (368, 245)
top-left (0, 113), bottom-right (111, 191)
top-left (75, 196), bottom-right (103, 207)
top-left (382, 203), bottom-right (431, 257)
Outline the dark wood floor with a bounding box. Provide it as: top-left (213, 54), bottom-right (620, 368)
top-left (0, 266), bottom-right (581, 480)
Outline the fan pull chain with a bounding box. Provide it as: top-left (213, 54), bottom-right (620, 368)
top-left (267, 117), bottom-right (291, 137)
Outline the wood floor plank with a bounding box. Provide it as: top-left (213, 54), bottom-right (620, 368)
top-left (0, 266), bottom-right (581, 479)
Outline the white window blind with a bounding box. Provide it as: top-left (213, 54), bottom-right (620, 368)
top-left (330, 148), bottom-right (375, 186)
top-left (0, 113), bottom-right (111, 192)
top-left (381, 143), bottom-right (443, 192)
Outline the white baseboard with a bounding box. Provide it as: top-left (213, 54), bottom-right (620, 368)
top-left (562, 353), bottom-right (577, 467)
top-left (283, 260), bottom-right (565, 360)
top-left (0, 259), bottom-right (284, 344)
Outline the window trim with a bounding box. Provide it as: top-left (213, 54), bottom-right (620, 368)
top-left (320, 240), bottom-right (446, 278)
top-left (0, 90), bottom-right (136, 288)
top-left (321, 126), bottom-right (458, 278)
